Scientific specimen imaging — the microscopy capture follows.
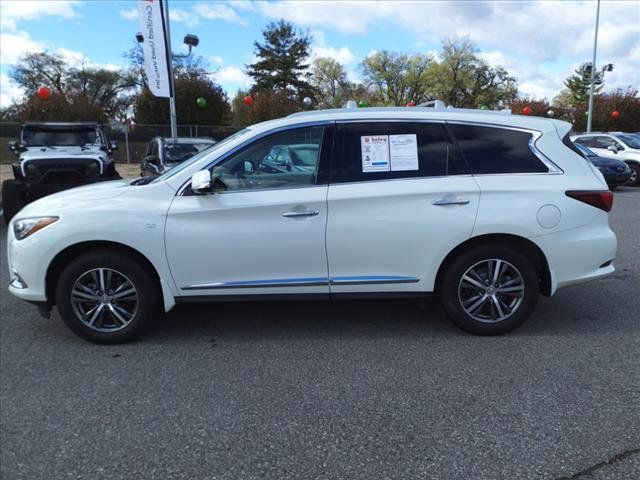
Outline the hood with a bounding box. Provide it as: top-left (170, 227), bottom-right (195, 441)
top-left (20, 147), bottom-right (108, 162)
top-left (587, 154), bottom-right (628, 167)
top-left (15, 179), bottom-right (132, 218)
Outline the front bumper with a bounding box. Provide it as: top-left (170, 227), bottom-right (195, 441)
top-left (7, 223), bottom-right (51, 303)
top-left (602, 170), bottom-right (632, 186)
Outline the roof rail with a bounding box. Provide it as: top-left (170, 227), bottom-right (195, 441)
top-left (288, 99), bottom-right (512, 117)
top-left (416, 100), bottom-right (447, 109)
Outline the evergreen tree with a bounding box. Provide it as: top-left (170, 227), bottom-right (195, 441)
top-left (564, 63), bottom-right (603, 106)
top-left (246, 20), bottom-right (315, 98)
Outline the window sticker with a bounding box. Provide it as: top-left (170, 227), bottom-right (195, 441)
top-left (389, 134), bottom-right (419, 171)
top-left (361, 135), bottom-right (390, 172)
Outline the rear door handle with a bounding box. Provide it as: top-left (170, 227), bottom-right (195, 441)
top-left (432, 198), bottom-right (470, 206)
top-left (282, 209), bottom-right (320, 218)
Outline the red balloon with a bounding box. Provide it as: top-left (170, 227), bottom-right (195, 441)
top-left (243, 95), bottom-right (253, 106)
top-left (406, 101), bottom-right (415, 107)
top-left (522, 106), bottom-right (532, 115)
top-left (37, 86), bottom-right (50, 100)
top-left (611, 110), bottom-right (620, 120)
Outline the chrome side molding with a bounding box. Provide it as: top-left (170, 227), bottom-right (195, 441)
top-left (182, 275), bottom-right (420, 290)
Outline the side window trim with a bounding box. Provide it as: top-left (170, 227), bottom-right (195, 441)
top-left (446, 120), bottom-right (563, 175)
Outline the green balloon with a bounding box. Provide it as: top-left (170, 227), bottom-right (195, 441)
top-left (196, 97), bottom-right (207, 107)
top-left (358, 100), bottom-right (368, 108)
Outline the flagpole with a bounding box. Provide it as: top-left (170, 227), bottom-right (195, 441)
top-left (586, 0), bottom-right (600, 133)
top-left (163, 0), bottom-right (178, 141)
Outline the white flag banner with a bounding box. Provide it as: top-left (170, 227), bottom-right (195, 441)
top-left (137, 0), bottom-right (172, 98)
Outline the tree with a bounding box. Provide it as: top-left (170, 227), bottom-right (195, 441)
top-left (311, 57), bottom-right (352, 108)
top-left (509, 97), bottom-right (572, 122)
top-left (231, 89), bottom-right (298, 126)
top-left (8, 51), bottom-right (135, 122)
top-left (564, 63), bottom-right (604, 107)
top-left (424, 38), bottom-right (517, 108)
top-left (361, 51), bottom-right (432, 106)
top-left (572, 87), bottom-right (640, 132)
top-left (134, 78), bottom-right (230, 126)
top-left (246, 20), bottom-right (315, 98)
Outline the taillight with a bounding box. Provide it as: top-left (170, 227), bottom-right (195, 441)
top-left (565, 190), bottom-right (613, 212)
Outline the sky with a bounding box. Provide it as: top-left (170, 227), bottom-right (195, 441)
top-left (0, 0), bottom-right (638, 109)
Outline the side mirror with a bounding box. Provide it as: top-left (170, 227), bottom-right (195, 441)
top-left (109, 140), bottom-right (118, 151)
top-left (607, 145), bottom-right (618, 153)
top-left (191, 170), bottom-right (211, 194)
top-left (243, 161), bottom-right (254, 175)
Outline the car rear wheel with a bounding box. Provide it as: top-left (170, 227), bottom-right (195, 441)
top-left (626, 162), bottom-right (640, 186)
top-left (55, 249), bottom-right (160, 343)
top-left (2, 179), bottom-right (26, 225)
top-left (440, 245), bottom-right (539, 335)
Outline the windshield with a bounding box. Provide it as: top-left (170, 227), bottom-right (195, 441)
top-left (574, 143), bottom-right (595, 157)
top-left (615, 134), bottom-right (640, 149)
top-left (22, 126), bottom-right (99, 147)
top-left (164, 142), bottom-right (214, 163)
top-left (151, 128), bottom-right (252, 183)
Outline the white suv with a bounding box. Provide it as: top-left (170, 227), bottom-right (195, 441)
top-left (7, 107), bottom-right (617, 343)
top-left (571, 132), bottom-right (640, 186)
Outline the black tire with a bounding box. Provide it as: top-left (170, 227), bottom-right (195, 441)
top-left (439, 245), bottom-right (539, 335)
top-left (2, 179), bottom-right (26, 225)
top-left (55, 249), bottom-right (161, 343)
top-left (626, 162), bottom-right (640, 187)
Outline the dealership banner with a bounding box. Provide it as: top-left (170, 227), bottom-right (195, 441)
top-left (137, 0), bottom-right (172, 98)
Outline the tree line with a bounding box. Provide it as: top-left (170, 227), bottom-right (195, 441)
top-left (2, 19), bottom-right (638, 132)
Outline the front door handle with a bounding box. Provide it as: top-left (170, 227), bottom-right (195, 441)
top-left (432, 198), bottom-right (470, 206)
top-left (282, 209), bottom-right (320, 218)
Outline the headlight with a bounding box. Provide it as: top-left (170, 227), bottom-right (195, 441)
top-left (13, 217), bottom-right (59, 240)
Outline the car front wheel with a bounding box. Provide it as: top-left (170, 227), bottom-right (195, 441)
top-left (440, 245), bottom-right (539, 335)
top-left (55, 249), bottom-right (160, 343)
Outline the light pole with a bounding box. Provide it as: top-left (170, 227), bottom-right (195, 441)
top-left (136, 2), bottom-right (199, 141)
top-left (586, 0), bottom-right (601, 133)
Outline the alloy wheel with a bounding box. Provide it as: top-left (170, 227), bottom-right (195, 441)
top-left (458, 258), bottom-right (525, 323)
top-left (70, 268), bottom-right (139, 332)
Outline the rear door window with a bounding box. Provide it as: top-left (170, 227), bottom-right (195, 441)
top-left (332, 122), bottom-right (465, 183)
top-left (449, 124), bottom-right (548, 174)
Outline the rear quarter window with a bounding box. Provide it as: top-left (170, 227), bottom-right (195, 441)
top-left (449, 124), bottom-right (548, 174)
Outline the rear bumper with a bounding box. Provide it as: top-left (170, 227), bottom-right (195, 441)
top-left (534, 221), bottom-right (617, 295)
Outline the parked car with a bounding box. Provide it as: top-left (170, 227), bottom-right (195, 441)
top-left (2, 122), bottom-right (120, 224)
top-left (571, 132), bottom-right (640, 186)
top-left (572, 142), bottom-right (631, 188)
top-left (7, 106), bottom-right (617, 343)
top-left (140, 137), bottom-right (215, 177)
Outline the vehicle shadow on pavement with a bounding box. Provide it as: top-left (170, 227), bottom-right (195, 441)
top-left (143, 280), bottom-right (638, 344)
top-left (146, 298), bottom-right (463, 344)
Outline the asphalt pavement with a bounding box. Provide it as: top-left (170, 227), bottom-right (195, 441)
top-left (1, 187), bottom-right (639, 480)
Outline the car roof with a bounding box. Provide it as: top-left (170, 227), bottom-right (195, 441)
top-left (245, 107), bottom-right (568, 136)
